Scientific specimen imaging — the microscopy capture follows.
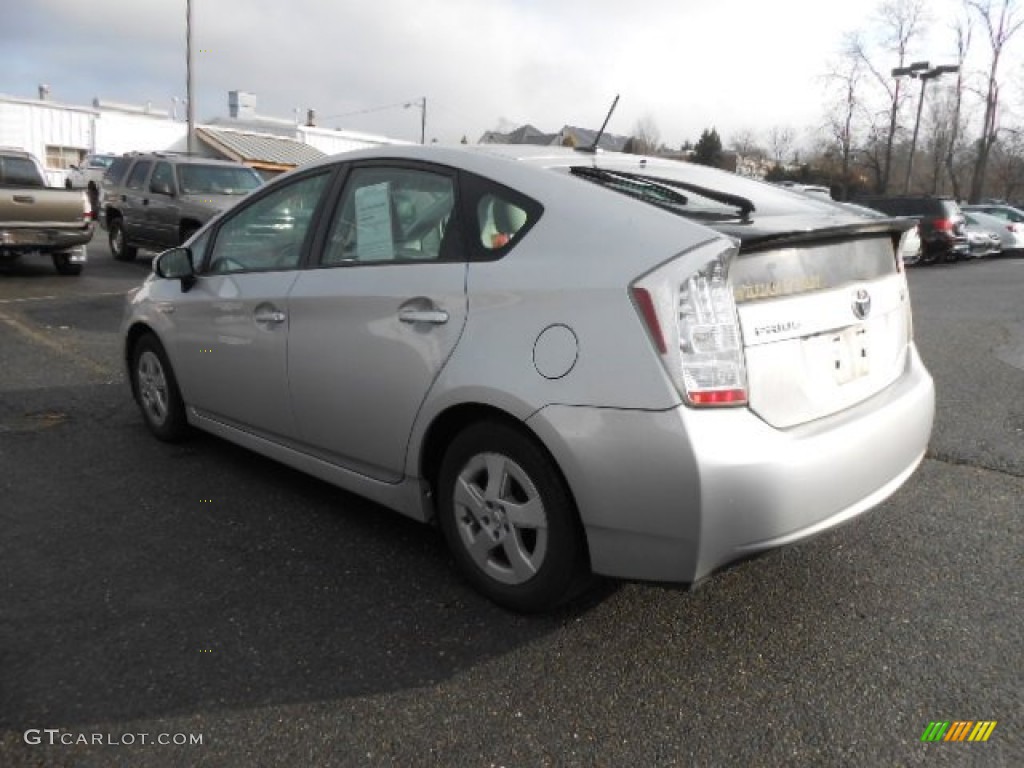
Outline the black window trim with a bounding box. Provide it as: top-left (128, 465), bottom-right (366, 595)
top-left (456, 171), bottom-right (544, 263)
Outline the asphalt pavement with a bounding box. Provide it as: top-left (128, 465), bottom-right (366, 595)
top-left (0, 241), bottom-right (1020, 767)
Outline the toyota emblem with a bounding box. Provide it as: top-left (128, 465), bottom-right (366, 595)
top-left (852, 288), bottom-right (871, 320)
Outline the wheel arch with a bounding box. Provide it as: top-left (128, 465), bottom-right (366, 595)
top-left (417, 402), bottom-right (588, 555)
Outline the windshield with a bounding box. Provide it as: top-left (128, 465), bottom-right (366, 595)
top-left (88, 155), bottom-right (117, 169)
top-left (176, 164), bottom-right (262, 195)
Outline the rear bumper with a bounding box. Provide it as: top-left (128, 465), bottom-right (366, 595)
top-left (0, 225), bottom-right (93, 253)
top-left (526, 345), bottom-right (934, 583)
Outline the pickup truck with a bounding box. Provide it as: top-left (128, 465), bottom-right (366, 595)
top-left (1, 148), bottom-right (94, 275)
top-left (65, 153), bottom-right (117, 216)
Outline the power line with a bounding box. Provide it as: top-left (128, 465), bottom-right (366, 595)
top-left (318, 101), bottom-right (412, 122)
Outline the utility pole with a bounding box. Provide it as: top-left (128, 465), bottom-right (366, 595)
top-left (186, 0), bottom-right (196, 155)
top-left (406, 97), bottom-right (426, 144)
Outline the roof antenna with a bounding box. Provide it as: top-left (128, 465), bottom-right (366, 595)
top-left (577, 94), bottom-right (620, 154)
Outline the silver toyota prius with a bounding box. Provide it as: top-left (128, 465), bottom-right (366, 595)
top-left (122, 144), bottom-right (934, 612)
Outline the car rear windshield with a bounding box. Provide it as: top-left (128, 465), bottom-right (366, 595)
top-left (177, 165), bottom-right (263, 195)
top-left (564, 161), bottom-right (839, 222)
top-left (0, 155), bottom-right (45, 187)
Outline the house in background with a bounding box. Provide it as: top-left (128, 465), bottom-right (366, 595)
top-left (0, 87), bottom-right (407, 185)
top-left (479, 123), bottom-right (629, 152)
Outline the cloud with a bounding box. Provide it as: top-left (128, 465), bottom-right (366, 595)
top-left (0, 0), bottom-right (982, 148)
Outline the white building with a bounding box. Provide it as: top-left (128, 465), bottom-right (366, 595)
top-left (0, 88), bottom-right (408, 186)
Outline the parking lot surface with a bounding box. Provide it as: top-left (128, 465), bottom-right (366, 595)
top-left (1, 243), bottom-right (1021, 766)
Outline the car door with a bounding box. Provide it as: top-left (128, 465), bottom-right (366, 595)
top-left (286, 163), bottom-right (468, 482)
top-left (145, 161), bottom-right (180, 247)
top-left (165, 169), bottom-right (334, 440)
top-left (121, 160), bottom-right (153, 239)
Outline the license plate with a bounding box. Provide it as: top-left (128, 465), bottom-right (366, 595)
top-left (806, 325), bottom-right (870, 385)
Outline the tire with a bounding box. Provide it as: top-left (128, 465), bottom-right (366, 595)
top-left (436, 421), bottom-right (590, 613)
top-left (52, 252), bottom-right (83, 276)
top-left (130, 334), bottom-right (189, 441)
top-left (109, 218), bottom-right (138, 262)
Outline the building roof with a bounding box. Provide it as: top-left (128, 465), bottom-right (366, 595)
top-left (478, 123), bottom-right (629, 151)
top-left (479, 124), bottom-right (560, 146)
top-left (196, 126), bottom-right (326, 171)
top-left (558, 125), bottom-right (629, 152)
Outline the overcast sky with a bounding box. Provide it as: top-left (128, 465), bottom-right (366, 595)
top-left (0, 0), bottom-right (982, 148)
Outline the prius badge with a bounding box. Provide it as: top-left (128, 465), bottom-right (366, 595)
top-left (852, 288), bottom-right (872, 320)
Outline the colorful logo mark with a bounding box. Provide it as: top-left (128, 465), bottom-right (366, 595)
top-left (920, 721), bottom-right (997, 742)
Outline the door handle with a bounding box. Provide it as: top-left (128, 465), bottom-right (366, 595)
top-left (142, 199), bottom-right (150, 206)
top-left (398, 308), bottom-right (449, 324)
top-left (12, 194), bottom-right (34, 204)
top-left (254, 309), bottom-right (287, 325)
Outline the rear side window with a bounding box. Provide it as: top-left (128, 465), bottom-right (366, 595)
top-left (478, 194), bottom-right (530, 250)
top-left (125, 161), bottom-right (152, 190)
top-left (459, 172), bottom-right (542, 260)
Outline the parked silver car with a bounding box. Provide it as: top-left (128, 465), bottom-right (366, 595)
top-left (121, 145), bottom-right (935, 612)
top-left (963, 209), bottom-right (1024, 256)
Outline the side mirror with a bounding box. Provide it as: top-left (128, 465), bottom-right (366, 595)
top-left (154, 247), bottom-right (196, 291)
top-left (69, 164), bottom-right (79, 171)
top-left (151, 180), bottom-right (174, 196)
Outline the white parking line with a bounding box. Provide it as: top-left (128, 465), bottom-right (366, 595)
top-left (0, 289), bottom-right (132, 305)
top-left (0, 308), bottom-right (115, 376)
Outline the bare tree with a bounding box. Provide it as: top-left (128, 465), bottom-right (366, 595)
top-left (944, 15), bottom-right (973, 200)
top-left (967, 0), bottom-right (1024, 201)
top-left (850, 0), bottom-right (929, 193)
top-left (768, 125), bottom-right (796, 167)
top-left (988, 129), bottom-right (1024, 200)
top-left (730, 129), bottom-right (765, 158)
top-left (629, 115), bottom-right (661, 155)
top-left (823, 39), bottom-right (866, 200)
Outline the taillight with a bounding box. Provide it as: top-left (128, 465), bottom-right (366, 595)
top-left (934, 218), bottom-right (953, 231)
top-left (630, 240), bottom-right (747, 407)
top-left (81, 192), bottom-right (94, 222)
top-left (1007, 223), bottom-right (1018, 233)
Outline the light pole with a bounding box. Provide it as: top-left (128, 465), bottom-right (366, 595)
top-left (185, 0), bottom-right (196, 154)
top-left (895, 62), bottom-right (959, 194)
top-left (405, 97), bottom-right (426, 144)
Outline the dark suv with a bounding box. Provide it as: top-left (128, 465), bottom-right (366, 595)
top-left (100, 152), bottom-right (263, 261)
top-left (857, 196), bottom-right (968, 264)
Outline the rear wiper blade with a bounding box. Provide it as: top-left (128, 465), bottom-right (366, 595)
top-left (572, 166), bottom-right (755, 218)
top-left (625, 171), bottom-right (755, 217)
top-left (571, 166), bottom-right (690, 210)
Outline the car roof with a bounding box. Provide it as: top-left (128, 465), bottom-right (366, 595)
top-left (126, 152), bottom-right (253, 167)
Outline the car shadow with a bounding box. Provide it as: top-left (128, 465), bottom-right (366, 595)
top-left (0, 382), bottom-right (617, 728)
